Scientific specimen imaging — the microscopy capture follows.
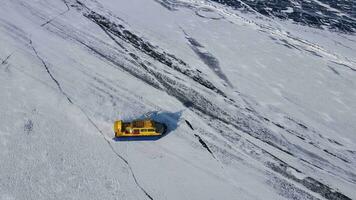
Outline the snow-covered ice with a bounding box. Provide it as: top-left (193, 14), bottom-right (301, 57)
top-left (1, 0), bottom-right (356, 199)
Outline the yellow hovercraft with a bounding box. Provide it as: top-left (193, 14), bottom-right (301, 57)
top-left (114, 119), bottom-right (167, 138)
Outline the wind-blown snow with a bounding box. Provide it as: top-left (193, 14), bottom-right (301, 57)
top-left (1, 0), bottom-right (356, 200)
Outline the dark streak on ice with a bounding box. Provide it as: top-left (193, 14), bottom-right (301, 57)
top-left (331, 61), bottom-right (356, 72)
top-left (61, 0), bottom-right (70, 10)
top-left (96, 23), bottom-right (127, 51)
top-left (278, 39), bottom-right (300, 50)
top-left (272, 122), bottom-right (285, 129)
top-left (75, 16), bottom-right (352, 199)
top-left (268, 159), bottom-right (352, 200)
top-left (328, 66), bottom-right (341, 75)
top-left (267, 175), bottom-right (319, 200)
top-left (327, 138), bottom-right (343, 146)
top-left (30, 40), bottom-right (73, 104)
top-left (83, 9), bottom-right (227, 98)
top-left (1, 54), bottom-right (13, 65)
top-left (183, 31), bottom-right (233, 87)
top-left (305, 49), bottom-right (323, 57)
top-left (66, 2), bottom-right (354, 199)
top-left (323, 149), bottom-right (350, 163)
top-left (80, 109), bottom-right (154, 200)
top-left (74, 38), bottom-right (162, 90)
top-left (185, 120), bottom-right (194, 130)
top-left (41, 0), bottom-right (70, 27)
top-left (285, 117), bottom-right (309, 130)
top-left (194, 134), bottom-right (216, 159)
top-left (32, 36), bottom-right (153, 199)
top-left (153, 0), bottom-right (178, 11)
top-left (153, 0), bottom-right (194, 11)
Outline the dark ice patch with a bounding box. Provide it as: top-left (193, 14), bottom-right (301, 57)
top-left (184, 34), bottom-right (233, 87)
top-left (69, 4), bottom-right (355, 199)
top-left (268, 162), bottom-right (352, 200)
top-left (24, 119), bottom-right (33, 134)
top-left (210, 0), bottom-right (356, 33)
top-left (267, 174), bottom-right (319, 200)
top-left (83, 10), bottom-right (227, 97)
top-left (183, 101), bottom-right (194, 108)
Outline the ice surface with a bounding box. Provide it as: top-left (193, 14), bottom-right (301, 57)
top-left (1, 0), bottom-right (356, 199)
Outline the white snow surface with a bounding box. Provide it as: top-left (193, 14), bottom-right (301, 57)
top-left (1, 0), bottom-right (356, 200)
